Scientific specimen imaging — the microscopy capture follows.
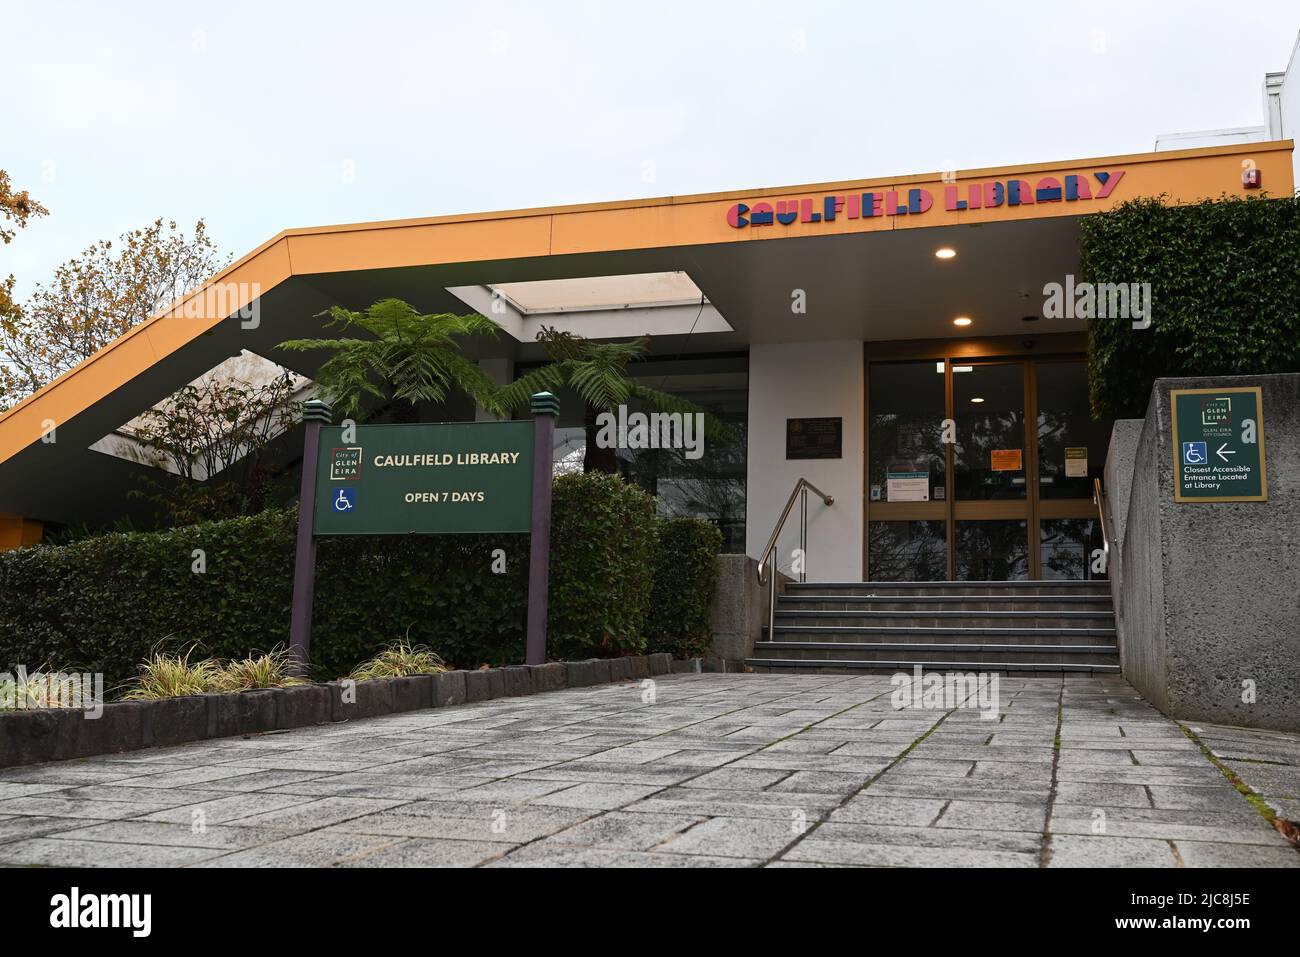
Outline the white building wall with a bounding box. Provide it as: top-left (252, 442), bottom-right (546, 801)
top-left (1156, 31), bottom-right (1300, 188)
top-left (745, 341), bottom-right (863, 582)
top-left (1154, 127), bottom-right (1267, 152)
top-left (1268, 35), bottom-right (1300, 186)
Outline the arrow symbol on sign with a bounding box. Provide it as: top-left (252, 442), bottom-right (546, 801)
top-left (1216, 444), bottom-right (1236, 462)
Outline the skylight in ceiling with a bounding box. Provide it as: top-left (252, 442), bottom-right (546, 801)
top-left (90, 351), bottom-right (315, 479)
top-left (489, 271), bottom-right (706, 315)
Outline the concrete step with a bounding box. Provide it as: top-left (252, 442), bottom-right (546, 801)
top-left (784, 580), bottom-right (1110, 598)
top-left (754, 580), bottom-right (1118, 675)
top-left (773, 609), bottom-right (1115, 629)
top-left (745, 659), bottom-right (1121, 675)
top-left (779, 594), bottom-right (1113, 611)
top-left (750, 641), bottom-right (1118, 666)
top-left (764, 625), bottom-right (1117, 642)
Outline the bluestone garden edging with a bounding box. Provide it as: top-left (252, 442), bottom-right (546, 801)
top-left (0, 654), bottom-right (673, 769)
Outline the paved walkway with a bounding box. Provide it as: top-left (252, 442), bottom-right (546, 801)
top-left (0, 674), bottom-right (1296, 867)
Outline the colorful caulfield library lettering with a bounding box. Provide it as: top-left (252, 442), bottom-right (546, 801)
top-left (726, 170), bottom-right (1126, 228)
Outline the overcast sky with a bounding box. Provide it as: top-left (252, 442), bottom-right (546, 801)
top-left (3, 0), bottom-right (1297, 297)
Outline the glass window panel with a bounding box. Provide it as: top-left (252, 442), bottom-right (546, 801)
top-left (526, 357), bottom-right (748, 553)
top-left (955, 519), bottom-right (1028, 581)
top-left (868, 521), bottom-right (947, 582)
top-left (1037, 361), bottom-right (1113, 500)
top-left (1040, 518), bottom-right (1107, 581)
top-left (953, 364), bottom-right (1027, 500)
top-left (869, 362), bottom-right (948, 502)
top-left (619, 366), bottom-right (748, 554)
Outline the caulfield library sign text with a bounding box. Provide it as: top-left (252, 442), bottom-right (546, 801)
top-left (726, 169), bottom-right (1126, 228)
top-left (311, 421), bottom-right (534, 536)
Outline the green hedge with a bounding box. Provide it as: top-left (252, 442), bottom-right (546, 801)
top-left (0, 473), bottom-right (715, 684)
top-left (646, 518), bottom-right (723, 659)
top-left (548, 472), bottom-right (658, 658)
top-left (1082, 193), bottom-right (1300, 419)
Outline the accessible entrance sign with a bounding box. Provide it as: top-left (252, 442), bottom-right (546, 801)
top-left (313, 421), bottom-right (534, 535)
top-left (1170, 386), bottom-right (1267, 503)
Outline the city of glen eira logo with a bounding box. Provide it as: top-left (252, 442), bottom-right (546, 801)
top-left (329, 446), bottom-right (363, 481)
top-left (726, 169), bottom-right (1125, 228)
top-left (1200, 396), bottom-right (1232, 428)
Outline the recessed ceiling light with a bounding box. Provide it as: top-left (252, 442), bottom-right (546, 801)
top-left (935, 247), bottom-right (956, 260)
top-left (970, 397), bottom-right (985, 404)
top-left (953, 316), bottom-right (972, 327)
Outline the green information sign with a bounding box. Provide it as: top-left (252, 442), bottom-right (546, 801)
top-left (312, 420), bottom-right (535, 534)
top-left (1170, 387), bottom-right (1268, 503)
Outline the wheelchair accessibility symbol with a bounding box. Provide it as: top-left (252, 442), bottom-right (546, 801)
top-left (332, 487), bottom-right (357, 512)
top-left (1181, 441), bottom-right (1207, 466)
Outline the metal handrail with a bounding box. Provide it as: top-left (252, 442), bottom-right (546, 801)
top-left (1092, 477), bottom-right (1110, 558)
top-left (756, 478), bottom-right (834, 641)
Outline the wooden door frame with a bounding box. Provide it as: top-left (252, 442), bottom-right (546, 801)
top-left (863, 333), bottom-right (1091, 582)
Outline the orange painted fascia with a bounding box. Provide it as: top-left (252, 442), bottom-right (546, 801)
top-left (0, 238), bottom-right (292, 465)
top-left (268, 139), bottom-right (1297, 236)
top-left (0, 514), bottom-right (43, 550)
top-left (0, 140), bottom-right (1292, 471)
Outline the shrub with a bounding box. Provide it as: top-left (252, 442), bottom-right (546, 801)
top-left (646, 518), bottom-right (723, 658)
top-left (0, 472), bottom-right (697, 685)
top-left (312, 530), bottom-right (529, 677)
top-left (0, 511), bottom-right (299, 686)
top-left (1082, 193), bottom-right (1300, 419)
top-left (547, 472), bottom-right (658, 658)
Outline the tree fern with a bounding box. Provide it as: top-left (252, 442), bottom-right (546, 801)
top-left (278, 298), bottom-right (501, 417)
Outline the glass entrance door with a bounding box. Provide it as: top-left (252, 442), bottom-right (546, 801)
top-left (866, 355), bottom-right (1108, 581)
top-left (952, 361), bottom-right (1031, 580)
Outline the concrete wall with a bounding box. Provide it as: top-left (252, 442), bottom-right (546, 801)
top-left (1114, 410), bottom-right (1171, 711)
top-left (707, 554), bottom-right (764, 670)
top-left (745, 341), bottom-right (863, 581)
top-left (1103, 419), bottom-right (1143, 661)
top-left (1113, 374), bottom-right (1300, 730)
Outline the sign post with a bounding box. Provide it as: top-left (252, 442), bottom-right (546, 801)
top-left (1170, 386), bottom-right (1268, 503)
top-left (289, 399), bottom-right (333, 675)
top-left (286, 394), bottom-right (558, 674)
top-left (526, 392), bottom-right (559, 665)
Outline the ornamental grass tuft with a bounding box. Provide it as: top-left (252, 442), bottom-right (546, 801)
top-left (121, 646), bottom-right (222, 700)
top-left (209, 648), bottom-right (302, 692)
top-left (0, 662), bottom-right (80, 710)
top-left (347, 637), bottom-right (447, 680)
top-left (122, 645), bottom-right (301, 699)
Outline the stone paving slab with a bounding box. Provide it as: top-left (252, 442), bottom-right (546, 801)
top-left (0, 673), bottom-right (1296, 867)
top-left (1184, 720), bottom-right (1300, 821)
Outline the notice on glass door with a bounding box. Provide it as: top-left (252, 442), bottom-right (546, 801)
top-left (1065, 447), bottom-right (1088, 477)
top-left (886, 470), bottom-right (929, 501)
top-left (991, 449), bottom-right (1023, 471)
